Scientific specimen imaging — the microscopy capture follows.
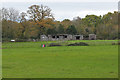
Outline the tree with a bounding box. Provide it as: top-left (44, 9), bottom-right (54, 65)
top-left (25, 21), bottom-right (39, 39)
top-left (72, 16), bottom-right (85, 35)
top-left (1, 8), bottom-right (19, 21)
top-left (57, 24), bottom-right (64, 34)
top-left (66, 25), bottom-right (77, 35)
top-left (1, 6), bottom-right (119, 41)
top-left (96, 12), bottom-right (118, 39)
top-left (27, 4), bottom-right (54, 22)
top-left (19, 12), bottom-right (27, 22)
top-left (1, 8), bottom-right (20, 40)
top-left (8, 8), bottom-right (19, 21)
top-left (47, 28), bottom-right (57, 35)
top-left (61, 19), bottom-right (72, 28)
top-left (1, 8), bottom-right (8, 20)
top-left (2, 20), bottom-right (22, 39)
top-left (82, 15), bottom-right (101, 34)
top-left (19, 12), bottom-right (28, 38)
top-left (27, 4), bottom-right (54, 38)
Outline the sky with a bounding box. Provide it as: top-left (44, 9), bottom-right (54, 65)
top-left (1, 0), bottom-right (119, 21)
top-left (1, 0), bottom-right (119, 2)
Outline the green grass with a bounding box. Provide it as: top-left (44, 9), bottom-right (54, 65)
top-left (2, 40), bottom-right (118, 78)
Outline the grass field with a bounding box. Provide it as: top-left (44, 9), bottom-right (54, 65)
top-left (2, 40), bottom-right (118, 78)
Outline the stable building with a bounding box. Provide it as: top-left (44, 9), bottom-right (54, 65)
top-left (73, 35), bottom-right (84, 40)
top-left (89, 34), bottom-right (96, 40)
top-left (40, 35), bottom-right (48, 41)
top-left (40, 34), bottom-right (96, 41)
top-left (47, 34), bottom-right (73, 41)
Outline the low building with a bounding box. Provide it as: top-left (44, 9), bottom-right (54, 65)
top-left (48, 34), bottom-right (72, 41)
top-left (73, 35), bottom-right (83, 40)
top-left (56, 34), bottom-right (72, 40)
top-left (40, 35), bottom-right (48, 41)
top-left (89, 34), bottom-right (96, 40)
top-left (40, 34), bottom-right (96, 41)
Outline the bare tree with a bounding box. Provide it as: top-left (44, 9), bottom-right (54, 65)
top-left (1, 8), bottom-right (19, 21)
top-left (27, 4), bottom-right (54, 23)
top-left (1, 8), bottom-right (9, 20)
top-left (19, 12), bottom-right (27, 22)
top-left (19, 12), bottom-right (28, 38)
top-left (7, 8), bottom-right (19, 21)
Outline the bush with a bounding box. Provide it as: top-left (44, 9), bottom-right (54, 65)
top-left (15, 39), bottom-right (28, 42)
top-left (67, 42), bottom-right (89, 46)
top-left (49, 43), bottom-right (62, 47)
top-left (2, 38), bottom-right (11, 42)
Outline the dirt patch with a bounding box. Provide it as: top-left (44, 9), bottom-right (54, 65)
top-left (112, 41), bottom-right (120, 45)
top-left (67, 42), bottom-right (89, 46)
top-left (49, 43), bottom-right (62, 47)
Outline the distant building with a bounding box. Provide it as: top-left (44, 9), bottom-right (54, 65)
top-left (40, 35), bottom-right (48, 41)
top-left (73, 35), bottom-right (83, 40)
top-left (89, 34), bottom-right (96, 40)
top-left (47, 34), bottom-right (73, 41)
top-left (40, 34), bottom-right (96, 41)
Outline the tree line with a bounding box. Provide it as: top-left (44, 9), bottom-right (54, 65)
top-left (1, 4), bottom-right (119, 41)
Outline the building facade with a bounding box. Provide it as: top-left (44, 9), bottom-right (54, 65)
top-left (40, 34), bottom-right (96, 41)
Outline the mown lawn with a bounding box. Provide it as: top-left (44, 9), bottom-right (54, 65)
top-left (2, 40), bottom-right (118, 78)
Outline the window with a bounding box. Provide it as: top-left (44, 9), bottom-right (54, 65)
top-left (64, 36), bottom-right (67, 38)
top-left (52, 36), bottom-right (55, 38)
top-left (57, 36), bottom-right (59, 38)
top-left (76, 36), bottom-right (80, 40)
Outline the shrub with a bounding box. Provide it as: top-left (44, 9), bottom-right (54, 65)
top-left (15, 39), bottom-right (28, 42)
top-left (2, 38), bottom-right (11, 42)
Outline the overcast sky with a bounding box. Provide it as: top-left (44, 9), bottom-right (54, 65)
top-left (1, 0), bottom-right (119, 21)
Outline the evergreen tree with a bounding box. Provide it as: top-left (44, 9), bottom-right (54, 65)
top-left (66, 25), bottom-right (77, 35)
top-left (57, 24), bottom-right (64, 34)
top-left (47, 28), bottom-right (57, 35)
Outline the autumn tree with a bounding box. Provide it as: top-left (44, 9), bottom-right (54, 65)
top-left (24, 21), bottom-right (39, 39)
top-left (61, 19), bottom-right (72, 29)
top-left (27, 4), bottom-right (54, 38)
